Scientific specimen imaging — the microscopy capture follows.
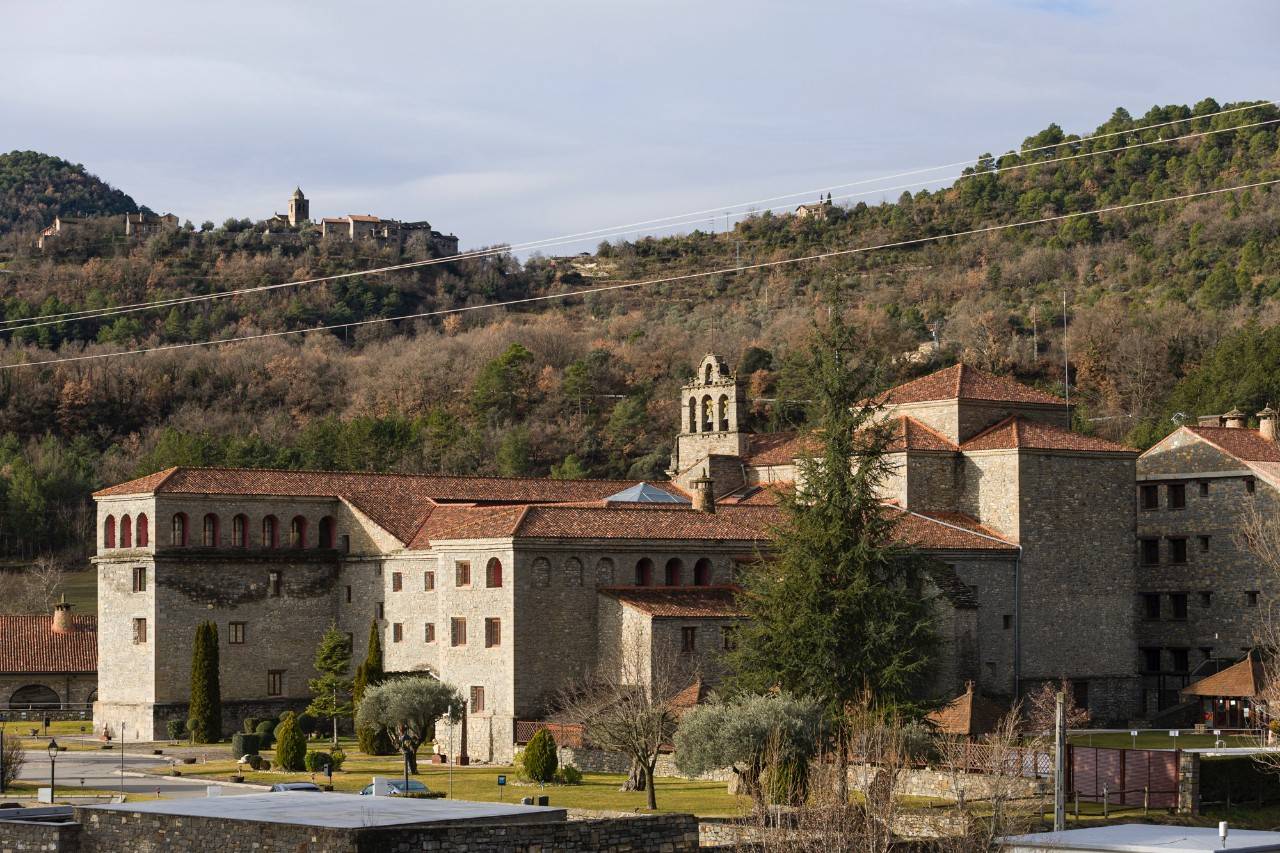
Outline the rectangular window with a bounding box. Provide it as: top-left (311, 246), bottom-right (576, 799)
top-left (268, 570), bottom-right (282, 597)
top-left (229, 622), bottom-right (246, 644)
top-left (451, 617), bottom-right (467, 646)
top-left (681, 626), bottom-right (697, 655)
top-left (1141, 647), bottom-right (1161, 673)
top-left (721, 625), bottom-right (737, 651)
top-left (1139, 484), bottom-right (1159, 510)
top-left (340, 534), bottom-right (351, 554)
top-left (1247, 478), bottom-right (1257, 494)
top-left (1247, 591), bottom-right (1260, 607)
top-left (1171, 593), bottom-right (1188, 620)
top-left (424, 571), bottom-right (435, 591)
top-left (392, 622), bottom-right (403, 643)
top-left (470, 685), bottom-right (485, 714)
top-left (1168, 538), bottom-right (1188, 564)
top-left (1140, 538), bottom-right (1160, 566)
top-left (455, 561), bottom-right (471, 587)
top-left (1198, 535), bottom-right (1211, 552)
top-left (132, 566), bottom-right (147, 593)
top-left (392, 572), bottom-right (403, 592)
top-left (1002, 614), bottom-right (1013, 630)
top-left (1200, 481), bottom-right (1210, 497)
top-left (424, 622), bottom-right (435, 643)
top-left (268, 670), bottom-right (285, 697)
top-left (1167, 483), bottom-right (1186, 509)
top-left (1170, 648), bottom-right (1189, 672)
top-left (345, 585), bottom-right (352, 603)
top-left (485, 617), bottom-right (501, 648)
top-left (1200, 591), bottom-right (1212, 607)
top-left (1142, 593), bottom-right (1161, 620)
top-left (375, 602), bottom-right (384, 620)
top-left (132, 617), bottom-right (147, 644)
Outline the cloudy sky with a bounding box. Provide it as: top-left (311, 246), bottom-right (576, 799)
top-left (4, 1), bottom-right (1276, 251)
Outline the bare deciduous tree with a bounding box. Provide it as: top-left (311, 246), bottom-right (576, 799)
top-left (1025, 678), bottom-right (1090, 734)
top-left (0, 554), bottom-right (64, 615)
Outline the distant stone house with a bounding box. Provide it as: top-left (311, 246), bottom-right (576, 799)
top-left (36, 216), bottom-right (80, 249)
top-left (0, 600), bottom-right (97, 712)
top-left (123, 212), bottom-right (179, 238)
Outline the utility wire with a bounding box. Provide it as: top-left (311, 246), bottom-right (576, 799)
top-left (4, 177), bottom-right (1275, 371)
top-left (2, 112), bottom-right (1275, 335)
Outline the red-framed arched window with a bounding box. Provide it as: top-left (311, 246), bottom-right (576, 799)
top-left (232, 514), bottom-right (248, 548)
top-left (262, 515), bottom-right (278, 549)
top-left (104, 515), bottom-right (116, 549)
top-left (486, 558), bottom-right (503, 588)
top-left (635, 558), bottom-right (654, 587)
top-left (664, 558), bottom-right (683, 586)
top-left (318, 516), bottom-right (335, 549)
top-left (171, 513), bottom-right (188, 547)
top-left (202, 513), bottom-right (219, 547)
top-left (120, 515), bottom-right (132, 549)
top-left (290, 516), bottom-right (307, 549)
top-left (136, 514), bottom-right (149, 547)
top-left (694, 557), bottom-right (712, 586)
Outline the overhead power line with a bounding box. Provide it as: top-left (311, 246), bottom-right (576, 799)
top-left (2, 110), bottom-right (1275, 335)
top-left (4, 177), bottom-right (1275, 372)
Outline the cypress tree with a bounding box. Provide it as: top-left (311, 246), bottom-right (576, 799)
top-left (274, 711), bottom-right (307, 771)
top-left (354, 619), bottom-right (394, 755)
top-left (189, 621), bottom-right (222, 743)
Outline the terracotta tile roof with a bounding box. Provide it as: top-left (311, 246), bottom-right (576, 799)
top-left (347, 214), bottom-right (381, 222)
top-left (884, 364), bottom-right (1065, 407)
top-left (890, 508), bottom-right (1017, 551)
top-left (599, 586), bottom-right (746, 617)
top-left (718, 484), bottom-right (787, 506)
top-left (888, 417), bottom-right (959, 452)
top-left (744, 432), bottom-right (810, 466)
top-left (927, 683), bottom-right (1007, 736)
top-left (1182, 654), bottom-right (1264, 698)
top-left (960, 416), bottom-right (1134, 454)
top-left (670, 677), bottom-right (714, 713)
top-left (928, 563), bottom-right (979, 608)
top-left (1184, 427), bottom-right (1280, 463)
top-left (0, 614), bottom-right (97, 673)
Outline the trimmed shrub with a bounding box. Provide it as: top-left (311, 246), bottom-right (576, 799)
top-left (275, 712), bottom-right (307, 771)
top-left (555, 764), bottom-right (583, 785)
top-left (522, 728), bottom-right (558, 783)
top-left (166, 719), bottom-right (185, 740)
top-left (297, 713), bottom-right (317, 737)
top-left (304, 750), bottom-right (331, 773)
top-left (400, 791), bottom-right (447, 799)
top-left (255, 719), bottom-right (275, 748)
top-left (329, 748), bottom-right (347, 771)
top-left (184, 718), bottom-right (198, 742)
top-left (231, 732), bottom-right (260, 759)
top-left (242, 717), bottom-right (259, 734)
top-left (357, 723), bottom-right (395, 756)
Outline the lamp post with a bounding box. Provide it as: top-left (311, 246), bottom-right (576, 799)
top-left (47, 738), bottom-right (59, 803)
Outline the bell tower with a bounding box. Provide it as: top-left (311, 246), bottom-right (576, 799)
top-left (288, 187), bottom-right (309, 226)
top-left (671, 353), bottom-right (748, 479)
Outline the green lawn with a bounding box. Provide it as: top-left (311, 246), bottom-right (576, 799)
top-left (60, 569), bottom-right (96, 612)
top-left (1068, 732), bottom-right (1262, 750)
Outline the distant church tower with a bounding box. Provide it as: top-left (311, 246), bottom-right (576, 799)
top-left (288, 187), bottom-right (310, 226)
top-left (670, 354), bottom-right (748, 483)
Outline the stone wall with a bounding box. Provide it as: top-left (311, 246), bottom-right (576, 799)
top-left (0, 819), bottom-right (82, 852)
top-left (848, 764), bottom-right (1045, 801)
top-left (359, 813), bottom-right (699, 852)
top-left (0, 672), bottom-right (96, 710)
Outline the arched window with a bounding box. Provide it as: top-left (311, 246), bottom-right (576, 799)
top-left (564, 557), bottom-right (583, 587)
top-left (202, 514), bottom-right (219, 547)
top-left (104, 515), bottom-right (116, 549)
top-left (687, 397), bottom-right (697, 433)
top-left (171, 513), bottom-right (188, 547)
top-left (136, 514), bottom-right (149, 547)
top-left (704, 363), bottom-right (713, 383)
top-left (8, 684), bottom-right (60, 710)
top-left (262, 516), bottom-right (279, 549)
top-left (694, 558), bottom-right (713, 586)
top-left (232, 514), bottom-right (248, 548)
top-left (635, 558), bottom-right (654, 587)
top-left (664, 557), bottom-right (683, 586)
top-left (318, 516), bottom-right (336, 549)
top-left (486, 557), bottom-right (503, 588)
top-left (532, 557), bottom-right (551, 588)
top-left (718, 394), bottom-right (730, 431)
top-left (596, 557), bottom-right (615, 586)
top-left (120, 515), bottom-right (132, 549)
top-left (701, 395), bottom-right (713, 432)
top-left (290, 516), bottom-right (307, 549)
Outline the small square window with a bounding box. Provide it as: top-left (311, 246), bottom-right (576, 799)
top-left (132, 566), bottom-right (147, 593)
top-left (1002, 614), bottom-right (1012, 630)
top-left (392, 572), bottom-right (403, 592)
top-left (424, 571), bottom-right (435, 591)
top-left (681, 626), bottom-right (697, 655)
top-left (1140, 539), bottom-right (1160, 565)
top-left (1139, 484), bottom-right (1159, 510)
top-left (1141, 648), bottom-right (1161, 673)
top-left (721, 625), bottom-right (737, 651)
top-left (268, 570), bottom-right (282, 597)
top-left (451, 617), bottom-right (467, 646)
top-left (1199, 481), bottom-right (1210, 497)
top-left (392, 622), bottom-right (403, 643)
top-left (1200, 591), bottom-right (1212, 607)
top-left (229, 622), bottom-right (246, 644)
top-left (455, 561), bottom-right (471, 587)
top-left (1170, 648), bottom-right (1189, 672)
top-left (268, 670), bottom-right (285, 696)
top-left (1198, 535), bottom-right (1210, 552)
top-left (345, 585), bottom-right (352, 603)
top-left (1247, 478), bottom-right (1257, 494)
top-left (340, 534), bottom-right (351, 554)
top-left (485, 617), bottom-right (501, 648)
top-left (1168, 538), bottom-right (1188, 564)
top-left (375, 602), bottom-right (384, 620)
top-left (1247, 591), bottom-right (1260, 607)
top-left (1167, 483), bottom-right (1186, 509)
top-left (1171, 593), bottom-right (1188, 620)
top-left (470, 685), bottom-right (485, 714)
top-left (425, 623), bottom-right (435, 643)
top-left (132, 617), bottom-right (147, 644)
top-left (1142, 593), bottom-right (1161, 620)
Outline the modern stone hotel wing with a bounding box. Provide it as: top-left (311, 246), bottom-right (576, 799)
top-left (92, 357), bottom-right (1144, 757)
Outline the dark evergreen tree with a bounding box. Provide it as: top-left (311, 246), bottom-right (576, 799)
top-left (354, 619), bottom-right (394, 755)
top-left (189, 621), bottom-right (222, 743)
top-left (306, 623), bottom-right (353, 747)
top-left (274, 711), bottom-right (306, 771)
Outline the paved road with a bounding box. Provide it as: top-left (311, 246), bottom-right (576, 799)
top-left (10, 750), bottom-right (257, 800)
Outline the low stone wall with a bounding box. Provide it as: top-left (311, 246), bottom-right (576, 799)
top-left (699, 811), bottom-right (969, 848)
top-left (360, 813), bottom-right (699, 852)
top-left (848, 764), bottom-right (1046, 802)
top-left (0, 819), bottom-right (82, 852)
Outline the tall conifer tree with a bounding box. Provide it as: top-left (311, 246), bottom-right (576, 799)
top-left (353, 618), bottom-right (394, 755)
top-left (189, 621), bottom-right (222, 743)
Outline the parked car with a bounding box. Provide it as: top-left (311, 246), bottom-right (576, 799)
top-left (269, 782), bottom-right (323, 792)
top-left (359, 780), bottom-right (429, 796)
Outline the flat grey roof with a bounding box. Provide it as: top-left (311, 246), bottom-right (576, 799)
top-left (1003, 824), bottom-right (1280, 853)
top-left (81, 792), bottom-right (567, 830)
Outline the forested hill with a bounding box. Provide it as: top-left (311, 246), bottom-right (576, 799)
top-left (0, 151), bottom-right (140, 235)
top-left (0, 96), bottom-right (1277, 564)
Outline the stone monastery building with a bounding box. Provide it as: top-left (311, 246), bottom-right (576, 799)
top-left (92, 357), bottom-right (1141, 759)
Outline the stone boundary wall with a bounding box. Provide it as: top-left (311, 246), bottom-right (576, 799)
top-left (359, 813), bottom-right (699, 852)
top-left (848, 764), bottom-right (1047, 801)
top-left (0, 819), bottom-right (82, 852)
top-left (699, 811), bottom-right (970, 847)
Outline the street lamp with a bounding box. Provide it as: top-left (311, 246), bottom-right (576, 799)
top-left (47, 738), bottom-right (59, 803)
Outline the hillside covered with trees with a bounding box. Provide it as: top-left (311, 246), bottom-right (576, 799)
top-left (0, 151), bottom-right (140, 235)
top-left (0, 96), bottom-right (1276, 563)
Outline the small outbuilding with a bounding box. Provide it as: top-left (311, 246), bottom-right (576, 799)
top-left (927, 681), bottom-right (1006, 738)
top-left (1181, 653), bottom-right (1266, 729)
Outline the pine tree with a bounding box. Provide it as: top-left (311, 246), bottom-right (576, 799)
top-left (727, 306), bottom-right (938, 800)
top-left (354, 619), bottom-right (394, 755)
top-left (188, 621), bottom-right (222, 743)
top-left (274, 711), bottom-right (306, 771)
top-left (306, 623), bottom-right (353, 747)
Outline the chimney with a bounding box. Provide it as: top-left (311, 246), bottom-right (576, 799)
top-left (1260, 407), bottom-right (1278, 441)
top-left (52, 595), bottom-right (73, 634)
top-left (691, 473), bottom-right (716, 514)
top-left (1223, 408), bottom-right (1247, 429)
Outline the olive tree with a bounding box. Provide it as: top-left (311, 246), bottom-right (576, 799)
top-left (674, 692), bottom-right (824, 811)
top-left (356, 676), bottom-right (463, 786)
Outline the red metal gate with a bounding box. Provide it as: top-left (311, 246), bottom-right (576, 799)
top-left (1070, 746), bottom-right (1179, 809)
